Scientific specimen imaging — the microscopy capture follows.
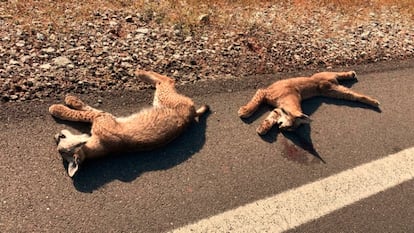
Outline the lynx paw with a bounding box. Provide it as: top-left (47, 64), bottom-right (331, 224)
top-left (238, 106), bottom-right (252, 118)
top-left (49, 104), bottom-right (66, 117)
top-left (256, 125), bottom-right (270, 135)
top-left (372, 99), bottom-right (380, 108)
top-left (65, 95), bottom-right (87, 110)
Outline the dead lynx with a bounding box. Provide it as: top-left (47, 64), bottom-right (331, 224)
top-left (49, 70), bottom-right (209, 177)
top-left (238, 71), bottom-right (380, 135)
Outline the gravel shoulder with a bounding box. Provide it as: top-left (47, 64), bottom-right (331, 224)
top-left (0, 4), bottom-right (413, 102)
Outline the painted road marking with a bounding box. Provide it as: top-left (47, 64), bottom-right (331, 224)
top-left (170, 147), bottom-right (414, 233)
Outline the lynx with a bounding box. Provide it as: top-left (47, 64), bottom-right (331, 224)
top-left (49, 70), bottom-right (209, 177)
top-left (238, 71), bottom-right (380, 135)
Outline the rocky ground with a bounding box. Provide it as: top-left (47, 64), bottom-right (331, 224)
top-left (0, 4), bottom-right (413, 102)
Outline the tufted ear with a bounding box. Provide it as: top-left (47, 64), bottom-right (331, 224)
top-left (297, 114), bottom-right (311, 124)
top-left (67, 154), bottom-right (82, 177)
top-left (67, 161), bottom-right (79, 177)
top-left (63, 142), bottom-right (85, 178)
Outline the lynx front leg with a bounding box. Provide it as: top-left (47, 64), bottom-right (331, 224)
top-left (256, 108), bottom-right (281, 135)
top-left (238, 89), bottom-right (267, 118)
top-left (323, 85), bottom-right (380, 108)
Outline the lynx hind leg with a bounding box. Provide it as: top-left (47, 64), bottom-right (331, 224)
top-left (65, 95), bottom-right (102, 112)
top-left (324, 85), bottom-right (380, 108)
top-left (135, 69), bottom-right (174, 85)
top-left (49, 104), bottom-right (103, 123)
top-left (238, 89), bottom-right (267, 118)
top-left (311, 71), bottom-right (357, 81)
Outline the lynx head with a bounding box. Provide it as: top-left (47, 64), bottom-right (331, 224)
top-left (54, 129), bottom-right (88, 177)
top-left (275, 108), bottom-right (311, 131)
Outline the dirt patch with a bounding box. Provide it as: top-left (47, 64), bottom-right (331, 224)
top-left (0, 1), bottom-right (413, 102)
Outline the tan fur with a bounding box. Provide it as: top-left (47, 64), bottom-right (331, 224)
top-left (238, 71), bottom-right (380, 135)
top-left (49, 70), bottom-right (209, 177)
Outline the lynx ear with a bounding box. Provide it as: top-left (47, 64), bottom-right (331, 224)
top-left (67, 153), bottom-right (82, 178)
top-left (297, 114), bottom-right (311, 124)
top-left (67, 161), bottom-right (79, 177)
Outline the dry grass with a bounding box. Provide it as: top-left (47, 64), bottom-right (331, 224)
top-left (1, 0), bottom-right (413, 31)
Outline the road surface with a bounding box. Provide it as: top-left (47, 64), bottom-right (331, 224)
top-left (1, 59), bottom-right (413, 232)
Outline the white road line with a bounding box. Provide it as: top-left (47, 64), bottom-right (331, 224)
top-left (170, 147), bottom-right (414, 233)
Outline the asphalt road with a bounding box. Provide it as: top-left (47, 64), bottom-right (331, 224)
top-left (1, 59), bottom-right (413, 232)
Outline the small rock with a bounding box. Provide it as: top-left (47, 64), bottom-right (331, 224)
top-left (198, 14), bottom-right (210, 25)
top-left (174, 29), bottom-right (181, 36)
top-left (15, 41), bottom-right (25, 47)
top-left (41, 47), bottom-right (56, 54)
top-left (109, 21), bottom-right (118, 27)
top-left (9, 59), bottom-right (20, 65)
top-left (40, 63), bottom-right (52, 70)
top-left (10, 95), bottom-right (19, 100)
top-left (36, 33), bottom-right (45, 40)
top-left (53, 56), bottom-right (72, 67)
top-left (68, 76), bottom-right (77, 82)
top-left (20, 55), bottom-right (31, 63)
top-left (125, 15), bottom-right (134, 23)
top-left (15, 29), bottom-right (23, 37)
top-left (25, 78), bottom-right (35, 87)
top-left (120, 62), bottom-right (132, 68)
top-left (361, 31), bottom-right (371, 40)
top-left (1, 95), bottom-right (10, 102)
top-left (67, 46), bottom-right (85, 52)
top-left (136, 28), bottom-right (149, 34)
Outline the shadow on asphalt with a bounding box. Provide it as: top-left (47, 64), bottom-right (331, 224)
top-left (56, 111), bottom-right (211, 193)
top-left (240, 79), bottom-right (381, 164)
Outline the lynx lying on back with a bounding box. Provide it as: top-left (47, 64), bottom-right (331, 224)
top-left (238, 71), bottom-right (380, 135)
top-left (49, 70), bottom-right (209, 177)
